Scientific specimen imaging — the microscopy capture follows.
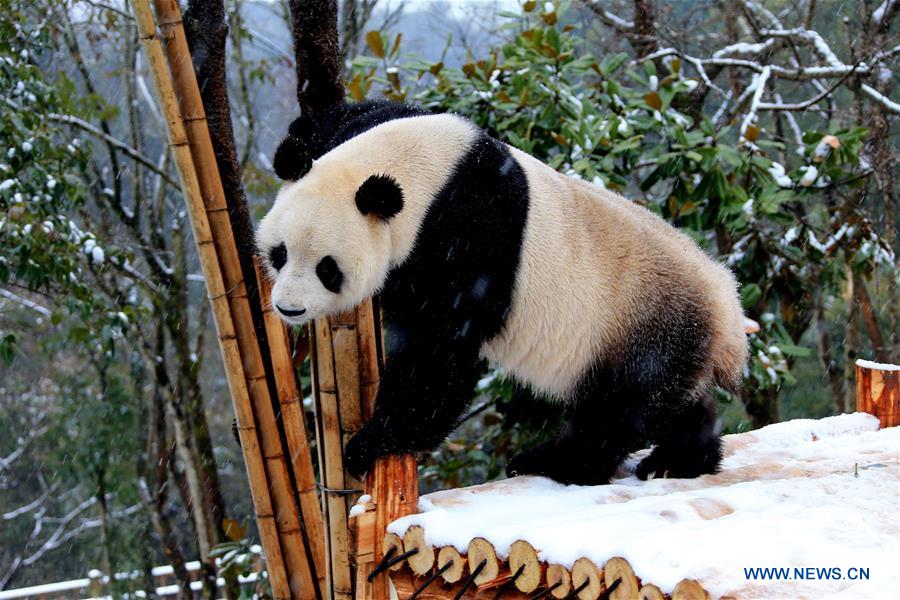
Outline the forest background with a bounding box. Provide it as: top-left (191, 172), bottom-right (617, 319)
top-left (0, 0), bottom-right (896, 593)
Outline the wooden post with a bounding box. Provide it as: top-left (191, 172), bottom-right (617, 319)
top-left (855, 359), bottom-right (900, 428)
top-left (130, 1), bottom-right (292, 596)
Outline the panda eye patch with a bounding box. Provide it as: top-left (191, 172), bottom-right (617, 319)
top-left (269, 243), bottom-right (287, 271)
top-left (316, 256), bottom-right (343, 293)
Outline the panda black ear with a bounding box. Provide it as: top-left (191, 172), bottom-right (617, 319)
top-left (273, 134), bottom-right (313, 181)
top-left (355, 174), bottom-right (404, 220)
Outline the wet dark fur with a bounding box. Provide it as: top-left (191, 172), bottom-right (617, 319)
top-left (272, 101), bottom-right (724, 485)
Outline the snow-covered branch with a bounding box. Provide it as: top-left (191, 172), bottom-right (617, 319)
top-left (0, 288), bottom-right (52, 317)
top-left (1, 97), bottom-right (175, 187)
top-left (760, 28), bottom-right (843, 68)
top-left (46, 112), bottom-right (177, 186)
top-left (585, 2), bottom-right (634, 31)
top-left (860, 83), bottom-right (900, 114)
top-left (740, 66), bottom-right (770, 140)
top-left (871, 0), bottom-right (898, 28)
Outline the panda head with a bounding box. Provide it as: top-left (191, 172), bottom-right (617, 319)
top-left (257, 172), bottom-right (404, 325)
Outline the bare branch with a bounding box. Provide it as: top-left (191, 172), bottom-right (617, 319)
top-left (46, 112), bottom-right (177, 186)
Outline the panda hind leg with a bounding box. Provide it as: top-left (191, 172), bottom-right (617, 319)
top-left (635, 395), bottom-right (722, 480)
top-left (506, 392), bottom-right (644, 486)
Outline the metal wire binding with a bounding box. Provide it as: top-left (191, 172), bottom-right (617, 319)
top-left (408, 560), bottom-right (454, 600)
top-left (491, 564), bottom-right (526, 599)
top-left (316, 483), bottom-right (363, 495)
top-left (597, 577), bottom-right (622, 600)
top-left (562, 578), bottom-right (590, 600)
top-left (452, 558), bottom-right (487, 600)
top-left (367, 546), bottom-right (421, 582)
top-left (365, 544), bottom-right (397, 582)
top-left (529, 580), bottom-right (563, 600)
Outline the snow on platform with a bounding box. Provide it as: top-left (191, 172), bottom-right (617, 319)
top-left (388, 413), bottom-right (900, 599)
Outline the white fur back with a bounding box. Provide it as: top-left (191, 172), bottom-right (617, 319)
top-left (481, 148), bottom-right (747, 397)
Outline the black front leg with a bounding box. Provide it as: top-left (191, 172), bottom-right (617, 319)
top-left (344, 330), bottom-right (482, 478)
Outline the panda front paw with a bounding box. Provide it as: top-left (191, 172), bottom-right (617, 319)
top-left (344, 426), bottom-right (396, 478)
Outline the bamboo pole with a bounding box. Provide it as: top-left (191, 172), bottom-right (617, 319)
top-left (310, 317), bottom-right (354, 600)
top-left (145, 2), bottom-right (322, 597)
top-left (855, 360), bottom-right (900, 428)
top-left (130, 1), bottom-right (291, 596)
top-left (255, 258), bottom-right (328, 590)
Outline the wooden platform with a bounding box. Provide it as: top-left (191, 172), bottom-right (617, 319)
top-left (355, 414), bottom-right (900, 599)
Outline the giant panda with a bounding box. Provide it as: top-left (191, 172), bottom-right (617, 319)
top-left (257, 100), bottom-right (747, 485)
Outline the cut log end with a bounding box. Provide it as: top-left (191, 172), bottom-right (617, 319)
top-left (467, 537), bottom-right (499, 585)
top-left (383, 533), bottom-right (404, 571)
top-left (437, 546), bottom-right (465, 583)
top-left (571, 557), bottom-right (603, 600)
top-left (604, 556), bottom-right (639, 600)
top-left (509, 540), bottom-right (543, 593)
top-left (546, 564), bottom-right (572, 599)
top-left (855, 360), bottom-right (900, 428)
top-left (640, 583), bottom-right (666, 600)
top-left (672, 579), bottom-right (712, 600)
top-left (403, 525), bottom-right (434, 575)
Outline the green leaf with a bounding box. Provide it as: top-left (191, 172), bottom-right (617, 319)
top-left (599, 52), bottom-right (628, 75)
top-left (775, 343), bottom-right (812, 358)
top-left (741, 283), bottom-right (762, 308)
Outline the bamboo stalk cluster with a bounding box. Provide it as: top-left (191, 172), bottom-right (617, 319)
top-left (131, 1), bottom-right (325, 597)
top-left (386, 531), bottom-right (715, 600)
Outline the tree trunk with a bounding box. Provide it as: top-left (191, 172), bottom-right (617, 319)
top-left (288, 0), bottom-right (345, 115)
top-left (816, 298), bottom-right (845, 414)
top-left (743, 386), bottom-right (779, 428)
top-left (182, 0), bottom-right (272, 362)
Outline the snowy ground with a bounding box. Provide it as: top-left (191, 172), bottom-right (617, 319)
top-left (387, 413), bottom-right (900, 599)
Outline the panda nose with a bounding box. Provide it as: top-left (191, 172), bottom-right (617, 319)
top-left (276, 304), bottom-right (307, 317)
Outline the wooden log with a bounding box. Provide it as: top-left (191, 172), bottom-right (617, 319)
top-left (467, 537), bottom-right (499, 585)
top-left (437, 546), bottom-right (465, 583)
top-left (403, 525), bottom-right (435, 575)
top-left (382, 533), bottom-right (405, 572)
top-left (369, 455), bottom-right (419, 597)
top-left (639, 583), bottom-right (665, 600)
top-left (546, 564), bottom-right (572, 599)
top-left (855, 360), bottom-right (900, 428)
top-left (604, 557), bottom-right (639, 600)
top-left (509, 540), bottom-right (542, 593)
top-left (130, 1), bottom-right (294, 596)
top-left (671, 579), bottom-right (711, 600)
top-left (389, 569), bottom-right (532, 599)
top-left (571, 557), bottom-right (603, 600)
